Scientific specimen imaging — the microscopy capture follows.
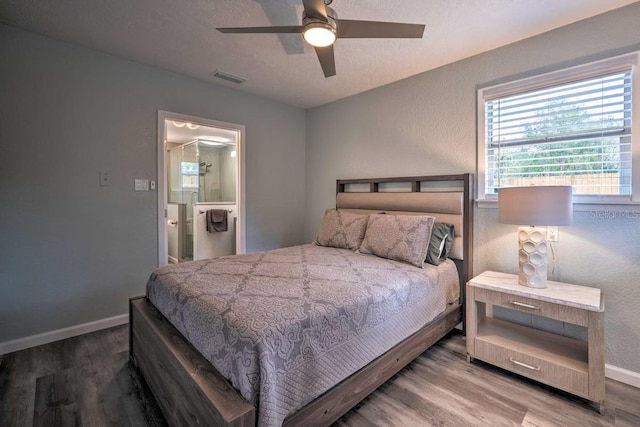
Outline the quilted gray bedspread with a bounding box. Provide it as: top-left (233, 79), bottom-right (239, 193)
top-left (146, 244), bottom-right (459, 427)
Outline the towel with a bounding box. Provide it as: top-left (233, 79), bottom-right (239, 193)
top-left (206, 209), bottom-right (228, 233)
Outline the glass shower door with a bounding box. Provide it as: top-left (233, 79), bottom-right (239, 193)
top-left (167, 141), bottom-right (199, 261)
top-left (180, 142), bottom-right (199, 260)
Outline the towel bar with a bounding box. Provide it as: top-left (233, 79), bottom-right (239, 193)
top-left (199, 209), bottom-right (233, 214)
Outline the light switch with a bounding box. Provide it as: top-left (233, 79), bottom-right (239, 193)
top-left (150, 180), bottom-right (156, 190)
top-left (135, 179), bottom-right (149, 191)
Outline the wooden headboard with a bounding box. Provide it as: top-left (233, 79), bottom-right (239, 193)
top-left (335, 174), bottom-right (474, 304)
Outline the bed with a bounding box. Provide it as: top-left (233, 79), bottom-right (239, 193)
top-left (129, 173), bottom-right (474, 426)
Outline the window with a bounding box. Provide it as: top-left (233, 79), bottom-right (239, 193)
top-left (181, 161), bottom-right (199, 188)
top-left (478, 53), bottom-right (640, 204)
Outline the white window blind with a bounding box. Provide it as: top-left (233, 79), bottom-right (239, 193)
top-left (485, 70), bottom-right (632, 196)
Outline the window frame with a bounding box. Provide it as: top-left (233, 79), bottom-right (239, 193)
top-left (477, 52), bottom-right (640, 206)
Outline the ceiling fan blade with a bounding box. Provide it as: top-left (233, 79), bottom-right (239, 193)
top-left (337, 20), bottom-right (425, 39)
top-left (314, 45), bottom-right (336, 78)
top-left (302, 0), bottom-right (328, 21)
top-left (217, 26), bottom-right (303, 34)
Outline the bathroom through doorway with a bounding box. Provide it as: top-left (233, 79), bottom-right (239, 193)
top-left (157, 111), bottom-right (245, 266)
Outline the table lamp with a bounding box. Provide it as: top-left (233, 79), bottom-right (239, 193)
top-left (498, 186), bottom-right (573, 288)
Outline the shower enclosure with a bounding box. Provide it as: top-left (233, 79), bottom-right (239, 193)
top-left (167, 138), bottom-right (237, 262)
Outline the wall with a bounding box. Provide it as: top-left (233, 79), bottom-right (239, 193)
top-left (220, 146), bottom-right (237, 202)
top-left (305, 3), bottom-right (640, 373)
top-left (0, 24), bottom-right (306, 344)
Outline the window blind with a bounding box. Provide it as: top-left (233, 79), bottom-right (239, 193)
top-left (485, 71), bottom-right (632, 196)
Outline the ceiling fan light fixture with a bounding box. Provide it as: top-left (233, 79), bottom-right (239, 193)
top-left (303, 23), bottom-right (336, 47)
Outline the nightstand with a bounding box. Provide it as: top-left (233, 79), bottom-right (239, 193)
top-left (466, 271), bottom-right (605, 414)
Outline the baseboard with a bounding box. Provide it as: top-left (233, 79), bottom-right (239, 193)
top-left (0, 313), bottom-right (129, 355)
top-left (606, 363), bottom-right (640, 389)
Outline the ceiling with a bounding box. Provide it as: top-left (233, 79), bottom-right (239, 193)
top-left (1, 0), bottom-right (637, 109)
top-left (165, 119), bottom-right (238, 145)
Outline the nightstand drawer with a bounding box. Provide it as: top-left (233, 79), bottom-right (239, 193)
top-left (473, 287), bottom-right (589, 326)
top-left (475, 338), bottom-right (589, 397)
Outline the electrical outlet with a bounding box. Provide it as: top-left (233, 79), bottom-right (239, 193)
top-left (547, 227), bottom-right (559, 242)
top-left (99, 172), bottom-right (111, 186)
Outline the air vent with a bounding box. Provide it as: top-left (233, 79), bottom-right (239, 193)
top-left (211, 70), bottom-right (246, 84)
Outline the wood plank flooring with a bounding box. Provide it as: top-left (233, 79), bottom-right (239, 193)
top-left (1, 325), bottom-right (638, 426)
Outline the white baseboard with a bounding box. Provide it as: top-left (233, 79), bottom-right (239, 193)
top-left (0, 313), bottom-right (129, 355)
top-left (606, 363), bottom-right (640, 389)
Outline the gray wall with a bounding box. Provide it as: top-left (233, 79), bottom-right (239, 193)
top-left (305, 4), bottom-right (640, 373)
top-left (0, 24), bottom-right (306, 343)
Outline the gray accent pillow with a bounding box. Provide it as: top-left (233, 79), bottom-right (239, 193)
top-left (425, 223), bottom-right (455, 266)
top-left (359, 214), bottom-right (435, 268)
top-left (315, 209), bottom-right (369, 250)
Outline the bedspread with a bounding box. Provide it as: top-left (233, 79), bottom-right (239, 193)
top-left (146, 244), bottom-right (459, 426)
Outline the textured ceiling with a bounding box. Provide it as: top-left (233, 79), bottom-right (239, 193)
top-left (1, 0), bottom-right (637, 108)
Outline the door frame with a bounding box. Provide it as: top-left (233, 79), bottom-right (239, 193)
top-left (157, 110), bottom-right (246, 267)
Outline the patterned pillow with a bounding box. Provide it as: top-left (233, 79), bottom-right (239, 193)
top-left (315, 209), bottom-right (369, 250)
top-left (359, 214), bottom-right (435, 268)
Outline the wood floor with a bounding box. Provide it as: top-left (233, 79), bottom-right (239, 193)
top-left (1, 325), bottom-right (638, 427)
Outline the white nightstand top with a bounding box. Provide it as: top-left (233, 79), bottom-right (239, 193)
top-left (469, 271), bottom-right (603, 312)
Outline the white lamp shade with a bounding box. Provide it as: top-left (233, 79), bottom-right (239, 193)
top-left (498, 186), bottom-right (573, 226)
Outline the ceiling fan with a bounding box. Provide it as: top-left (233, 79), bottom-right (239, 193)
top-left (216, 0), bottom-right (425, 78)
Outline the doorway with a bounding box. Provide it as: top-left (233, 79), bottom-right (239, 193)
top-left (157, 111), bottom-right (245, 266)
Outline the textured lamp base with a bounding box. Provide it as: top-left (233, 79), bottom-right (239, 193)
top-left (517, 226), bottom-right (548, 288)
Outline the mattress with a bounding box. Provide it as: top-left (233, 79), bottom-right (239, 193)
top-left (146, 244), bottom-right (460, 427)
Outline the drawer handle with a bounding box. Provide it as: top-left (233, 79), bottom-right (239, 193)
top-left (511, 301), bottom-right (540, 310)
top-left (510, 357), bottom-right (541, 371)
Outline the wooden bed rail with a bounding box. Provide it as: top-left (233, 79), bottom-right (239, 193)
top-left (129, 296), bottom-right (256, 426)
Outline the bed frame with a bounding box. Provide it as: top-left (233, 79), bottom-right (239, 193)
top-left (129, 173), bottom-right (474, 426)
